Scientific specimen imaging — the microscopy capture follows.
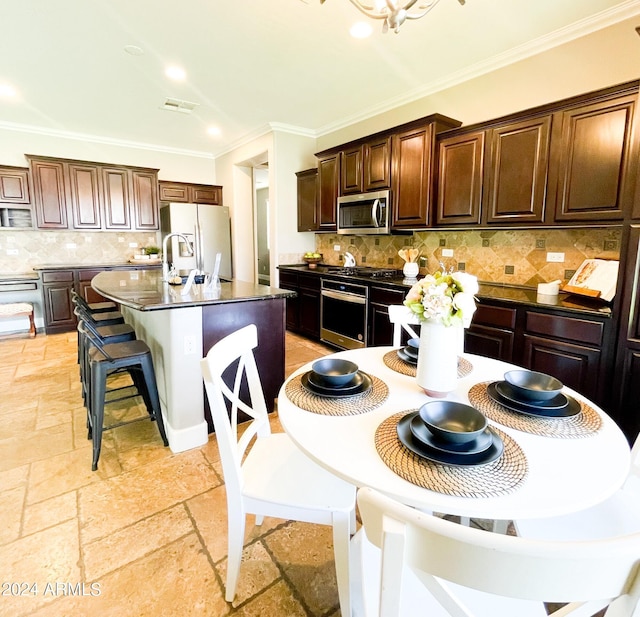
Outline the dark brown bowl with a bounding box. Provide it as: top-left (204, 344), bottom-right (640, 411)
top-left (418, 401), bottom-right (487, 444)
top-left (504, 370), bottom-right (563, 401)
top-left (311, 358), bottom-right (359, 387)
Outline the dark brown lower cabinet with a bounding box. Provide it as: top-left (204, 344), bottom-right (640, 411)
top-left (612, 226), bottom-right (640, 442)
top-left (278, 270), bottom-right (320, 340)
top-left (368, 285), bottom-right (407, 347)
top-left (41, 270), bottom-right (75, 334)
top-left (464, 304), bottom-right (516, 362)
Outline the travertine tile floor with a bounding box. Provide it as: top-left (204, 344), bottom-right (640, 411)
top-left (0, 329), bottom-right (342, 617)
top-left (0, 329), bottom-right (600, 617)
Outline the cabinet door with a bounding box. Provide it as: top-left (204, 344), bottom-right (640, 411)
top-left (296, 169), bottom-right (318, 232)
top-left (30, 159), bottom-right (68, 229)
top-left (391, 124), bottom-right (434, 228)
top-left (131, 170), bottom-right (159, 230)
top-left (550, 94), bottom-right (635, 222)
top-left (317, 154), bottom-right (339, 230)
top-left (158, 181), bottom-right (189, 202)
top-left (41, 270), bottom-right (76, 334)
top-left (436, 131), bottom-right (484, 226)
top-left (484, 116), bottom-right (551, 224)
top-left (101, 167), bottom-right (131, 229)
top-left (0, 166), bottom-right (30, 204)
top-left (465, 325), bottom-right (515, 362)
top-left (298, 289), bottom-right (320, 339)
top-left (341, 146), bottom-right (363, 195)
top-left (77, 269), bottom-right (110, 304)
top-left (368, 286), bottom-right (407, 347)
top-left (522, 334), bottom-right (602, 401)
top-left (364, 136), bottom-right (391, 191)
top-left (68, 163), bottom-right (101, 229)
top-left (190, 185), bottom-right (221, 205)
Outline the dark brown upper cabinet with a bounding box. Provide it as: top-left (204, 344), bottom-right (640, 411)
top-left (27, 155), bottom-right (159, 231)
top-left (0, 166), bottom-right (31, 204)
top-left (340, 136), bottom-right (392, 195)
top-left (131, 170), bottom-right (159, 230)
top-left (548, 91), bottom-right (636, 223)
top-left (296, 168), bottom-right (318, 232)
top-left (364, 136), bottom-right (392, 192)
top-left (158, 181), bottom-right (222, 205)
top-left (391, 124), bottom-right (435, 228)
top-left (436, 131), bottom-right (484, 226)
top-left (317, 153), bottom-right (339, 231)
top-left (29, 158), bottom-right (68, 229)
top-left (101, 167), bottom-right (131, 229)
top-left (483, 115), bottom-right (552, 225)
top-left (341, 145), bottom-right (363, 195)
top-left (67, 162), bottom-right (102, 229)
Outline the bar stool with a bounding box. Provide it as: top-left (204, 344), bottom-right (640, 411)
top-left (75, 310), bottom-right (137, 404)
top-left (81, 323), bottom-right (168, 470)
top-left (71, 290), bottom-right (117, 314)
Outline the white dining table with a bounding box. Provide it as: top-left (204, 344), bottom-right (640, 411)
top-left (277, 346), bottom-right (631, 522)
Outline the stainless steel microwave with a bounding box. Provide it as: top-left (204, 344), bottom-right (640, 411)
top-left (336, 190), bottom-right (391, 235)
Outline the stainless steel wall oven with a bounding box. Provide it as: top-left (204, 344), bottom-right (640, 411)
top-left (320, 279), bottom-right (368, 350)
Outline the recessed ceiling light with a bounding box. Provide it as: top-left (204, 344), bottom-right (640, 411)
top-left (124, 45), bottom-right (144, 56)
top-left (165, 65), bottom-right (186, 81)
top-left (0, 84), bottom-right (17, 98)
top-left (350, 21), bottom-right (373, 38)
top-left (207, 126), bottom-right (221, 137)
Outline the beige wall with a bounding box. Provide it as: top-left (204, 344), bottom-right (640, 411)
top-left (316, 16), bottom-right (640, 151)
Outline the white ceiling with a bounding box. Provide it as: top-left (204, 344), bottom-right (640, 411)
top-left (1, 0), bottom-right (640, 159)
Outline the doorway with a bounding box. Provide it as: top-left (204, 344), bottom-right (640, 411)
top-left (253, 165), bottom-right (270, 286)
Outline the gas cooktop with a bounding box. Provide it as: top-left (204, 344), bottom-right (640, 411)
top-left (323, 266), bottom-right (401, 279)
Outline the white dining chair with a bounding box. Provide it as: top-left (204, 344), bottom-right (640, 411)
top-left (351, 486), bottom-right (640, 617)
top-left (388, 304), bottom-right (420, 347)
top-left (200, 324), bottom-right (356, 612)
top-left (514, 433), bottom-right (640, 541)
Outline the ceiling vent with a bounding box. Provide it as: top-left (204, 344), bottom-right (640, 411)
top-left (160, 98), bottom-right (199, 114)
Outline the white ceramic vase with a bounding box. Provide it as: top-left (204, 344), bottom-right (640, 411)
top-left (416, 320), bottom-right (461, 398)
top-left (402, 261), bottom-right (419, 278)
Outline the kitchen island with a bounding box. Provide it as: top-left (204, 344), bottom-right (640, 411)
top-left (92, 269), bottom-right (295, 453)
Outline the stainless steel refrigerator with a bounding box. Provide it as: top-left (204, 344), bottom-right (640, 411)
top-left (160, 203), bottom-right (233, 279)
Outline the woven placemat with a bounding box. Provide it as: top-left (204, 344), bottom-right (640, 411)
top-left (467, 382), bottom-right (602, 438)
top-left (285, 372), bottom-right (389, 416)
top-left (375, 411), bottom-right (528, 497)
top-left (383, 349), bottom-right (473, 379)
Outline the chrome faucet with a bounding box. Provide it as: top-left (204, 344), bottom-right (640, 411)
top-left (344, 251), bottom-right (356, 268)
top-left (162, 233), bottom-right (194, 281)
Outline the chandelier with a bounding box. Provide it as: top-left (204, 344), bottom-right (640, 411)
top-left (321, 0), bottom-right (466, 34)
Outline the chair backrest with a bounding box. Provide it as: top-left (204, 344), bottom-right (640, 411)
top-left (200, 324), bottom-right (271, 495)
top-left (357, 486), bottom-right (640, 617)
top-left (388, 305), bottom-right (421, 347)
top-left (77, 319), bottom-right (115, 362)
top-left (622, 431), bottom-right (640, 496)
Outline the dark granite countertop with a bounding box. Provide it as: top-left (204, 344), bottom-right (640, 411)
top-left (33, 262), bottom-right (162, 271)
top-left (0, 272), bottom-right (40, 283)
top-left (92, 269), bottom-right (295, 311)
top-left (277, 264), bottom-right (612, 318)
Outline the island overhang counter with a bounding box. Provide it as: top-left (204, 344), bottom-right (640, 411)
top-left (91, 269), bottom-right (295, 453)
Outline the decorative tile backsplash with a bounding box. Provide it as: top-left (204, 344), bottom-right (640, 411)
top-left (315, 228), bottom-right (622, 287)
top-left (0, 230), bottom-right (161, 273)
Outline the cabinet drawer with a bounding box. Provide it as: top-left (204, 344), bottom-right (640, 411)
top-left (279, 271), bottom-right (298, 287)
top-left (298, 273), bottom-right (320, 291)
top-left (472, 304), bottom-right (517, 329)
top-left (41, 270), bottom-right (74, 283)
top-left (77, 269), bottom-right (104, 281)
top-left (525, 311), bottom-right (604, 346)
top-left (370, 286), bottom-right (406, 306)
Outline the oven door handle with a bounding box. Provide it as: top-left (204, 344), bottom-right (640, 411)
top-left (321, 289), bottom-right (367, 305)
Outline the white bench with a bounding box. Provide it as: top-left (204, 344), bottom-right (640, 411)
top-left (0, 302), bottom-right (36, 337)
